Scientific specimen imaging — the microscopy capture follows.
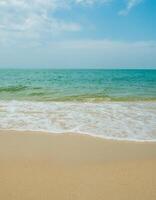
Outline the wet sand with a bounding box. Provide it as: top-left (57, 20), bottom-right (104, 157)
top-left (0, 131), bottom-right (156, 200)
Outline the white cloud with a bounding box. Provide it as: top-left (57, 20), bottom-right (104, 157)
top-left (119, 0), bottom-right (143, 16)
top-left (75, 0), bottom-right (111, 5)
top-left (0, 0), bottom-right (146, 46)
top-left (0, 0), bottom-right (82, 44)
top-left (0, 0), bottom-right (112, 45)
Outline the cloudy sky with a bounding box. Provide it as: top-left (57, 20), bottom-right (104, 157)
top-left (0, 0), bottom-right (156, 68)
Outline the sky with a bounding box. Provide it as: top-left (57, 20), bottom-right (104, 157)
top-left (0, 0), bottom-right (156, 68)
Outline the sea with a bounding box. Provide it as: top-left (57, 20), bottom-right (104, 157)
top-left (0, 69), bottom-right (156, 141)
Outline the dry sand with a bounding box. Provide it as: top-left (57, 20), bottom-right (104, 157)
top-left (0, 131), bottom-right (156, 200)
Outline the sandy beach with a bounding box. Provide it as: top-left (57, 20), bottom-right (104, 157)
top-left (0, 131), bottom-right (156, 200)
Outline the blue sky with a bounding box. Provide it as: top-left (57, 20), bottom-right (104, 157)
top-left (0, 0), bottom-right (156, 68)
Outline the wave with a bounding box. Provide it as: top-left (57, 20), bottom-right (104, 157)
top-left (0, 88), bottom-right (156, 102)
top-left (0, 100), bottom-right (155, 142)
top-left (0, 85), bottom-right (27, 92)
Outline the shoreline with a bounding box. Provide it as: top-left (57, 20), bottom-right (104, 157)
top-left (1, 130), bottom-right (156, 143)
top-left (1, 130), bottom-right (156, 163)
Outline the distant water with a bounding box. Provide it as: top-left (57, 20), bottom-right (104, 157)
top-left (0, 69), bottom-right (156, 141)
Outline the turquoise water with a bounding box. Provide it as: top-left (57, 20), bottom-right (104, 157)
top-left (0, 69), bottom-right (156, 141)
top-left (0, 69), bottom-right (156, 102)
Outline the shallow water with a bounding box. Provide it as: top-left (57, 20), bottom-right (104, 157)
top-left (0, 101), bottom-right (155, 141)
top-left (0, 69), bottom-right (156, 102)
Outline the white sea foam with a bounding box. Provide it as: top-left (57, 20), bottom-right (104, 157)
top-left (0, 101), bottom-right (156, 141)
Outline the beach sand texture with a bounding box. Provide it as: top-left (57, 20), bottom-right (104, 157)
top-left (0, 131), bottom-right (156, 200)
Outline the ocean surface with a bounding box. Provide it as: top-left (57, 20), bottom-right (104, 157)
top-left (0, 69), bottom-right (156, 141)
